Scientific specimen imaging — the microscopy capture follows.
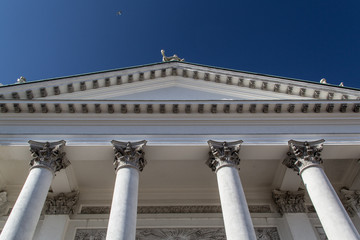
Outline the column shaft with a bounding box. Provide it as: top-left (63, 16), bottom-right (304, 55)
top-left (301, 166), bottom-right (360, 239)
top-left (106, 167), bottom-right (139, 240)
top-left (216, 166), bottom-right (256, 240)
top-left (0, 168), bottom-right (53, 240)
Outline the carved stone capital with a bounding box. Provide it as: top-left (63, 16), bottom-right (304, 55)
top-left (283, 139), bottom-right (325, 174)
top-left (272, 189), bottom-right (306, 214)
top-left (43, 191), bottom-right (79, 215)
top-left (111, 140), bottom-right (147, 172)
top-left (28, 140), bottom-right (70, 173)
top-left (206, 140), bottom-right (243, 172)
top-left (0, 191), bottom-right (8, 216)
top-left (340, 188), bottom-right (360, 216)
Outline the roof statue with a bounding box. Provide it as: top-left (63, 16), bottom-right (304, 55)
top-left (161, 49), bottom-right (184, 62)
top-left (16, 76), bottom-right (26, 84)
top-left (320, 78), bottom-right (327, 84)
top-left (340, 82), bottom-right (344, 87)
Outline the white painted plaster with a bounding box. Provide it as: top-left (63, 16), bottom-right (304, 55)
top-left (34, 215), bottom-right (69, 240)
top-left (284, 213), bottom-right (317, 240)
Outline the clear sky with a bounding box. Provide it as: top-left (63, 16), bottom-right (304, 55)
top-left (1, 0), bottom-right (359, 89)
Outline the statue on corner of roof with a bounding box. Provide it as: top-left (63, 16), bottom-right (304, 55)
top-left (161, 49), bottom-right (184, 62)
top-left (16, 76), bottom-right (26, 84)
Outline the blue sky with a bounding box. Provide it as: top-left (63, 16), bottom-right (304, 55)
top-left (1, 0), bottom-right (359, 89)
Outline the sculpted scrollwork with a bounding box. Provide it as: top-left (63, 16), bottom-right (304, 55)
top-left (207, 140), bottom-right (243, 172)
top-left (43, 191), bottom-right (79, 215)
top-left (111, 140), bottom-right (147, 172)
top-left (283, 139), bottom-right (325, 174)
top-left (272, 189), bottom-right (306, 214)
top-left (74, 227), bottom-right (280, 240)
top-left (340, 188), bottom-right (360, 216)
top-left (28, 140), bottom-right (70, 173)
top-left (0, 191), bottom-right (8, 216)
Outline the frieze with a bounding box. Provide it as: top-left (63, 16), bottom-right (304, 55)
top-left (43, 191), bottom-right (79, 215)
top-left (272, 189), bottom-right (306, 214)
top-left (74, 228), bottom-right (280, 240)
top-left (283, 139), bottom-right (324, 174)
top-left (207, 140), bottom-right (243, 172)
top-left (28, 140), bottom-right (70, 173)
top-left (80, 205), bottom-right (271, 214)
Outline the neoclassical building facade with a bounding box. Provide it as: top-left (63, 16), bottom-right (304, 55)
top-left (0, 60), bottom-right (360, 240)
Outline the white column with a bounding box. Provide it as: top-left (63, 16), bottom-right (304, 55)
top-left (106, 140), bottom-right (147, 240)
top-left (283, 140), bottom-right (360, 240)
top-left (273, 190), bottom-right (318, 240)
top-left (0, 140), bottom-right (69, 240)
top-left (207, 140), bottom-right (256, 240)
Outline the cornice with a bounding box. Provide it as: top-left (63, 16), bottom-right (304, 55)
top-left (0, 99), bottom-right (359, 114)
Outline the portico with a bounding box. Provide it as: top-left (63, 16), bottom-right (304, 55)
top-left (1, 61), bottom-right (360, 239)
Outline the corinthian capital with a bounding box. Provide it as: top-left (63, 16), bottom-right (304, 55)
top-left (111, 140), bottom-right (147, 172)
top-left (283, 139), bottom-right (325, 174)
top-left (340, 188), bottom-right (360, 216)
top-left (272, 189), bottom-right (306, 214)
top-left (43, 191), bottom-right (79, 215)
top-left (206, 140), bottom-right (243, 172)
top-left (28, 140), bottom-right (70, 173)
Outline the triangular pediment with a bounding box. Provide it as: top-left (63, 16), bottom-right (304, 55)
top-left (1, 62), bottom-right (358, 102)
top-left (40, 78), bottom-right (313, 101)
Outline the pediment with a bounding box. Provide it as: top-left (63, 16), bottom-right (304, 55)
top-left (40, 78), bottom-right (313, 101)
top-left (0, 62), bottom-right (358, 102)
top-left (0, 62), bottom-right (359, 115)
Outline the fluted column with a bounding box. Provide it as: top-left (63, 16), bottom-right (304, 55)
top-left (206, 140), bottom-right (256, 240)
top-left (106, 140), bottom-right (147, 240)
top-left (283, 140), bottom-right (360, 240)
top-left (273, 189), bottom-right (318, 240)
top-left (0, 140), bottom-right (69, 240)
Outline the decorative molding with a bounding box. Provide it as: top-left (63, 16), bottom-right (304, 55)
top-left (283, 139), bottom-right (325, 174)
top-left (340, 188), bottom-right (360, 216)
top-left (43, 191), bottom-right (79, 215)
top-left (249, 205), bottom-right (272, 213)
top-left (272, 189), bottom-right (306, 214)
top-left (136, 228), bottom-right (226, 239)
top-left (307, 205), bottom-right (316, 213)
top-left (74, 229), bottom-right (107, 240)
top-left (80, 205), bottom-right (272, 214)
top-left (255, 227), bottom-right (281, 240)
top-left (206, 140), bottom-right (243, 172)
top-left (74, 227), bottom-right (280, 240)
top-left (0, 101), bottom-right (359, 115)
top-left (28, 140), bottom-right (70, 173)
top-left (81, 206), bottom-right (111, 214)
top-left (0, 191), bottom-right (8, 216)
top-left (315, 227), bottom-right (328, 240)
top-left (111, 140), bottom-right (147, 172)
